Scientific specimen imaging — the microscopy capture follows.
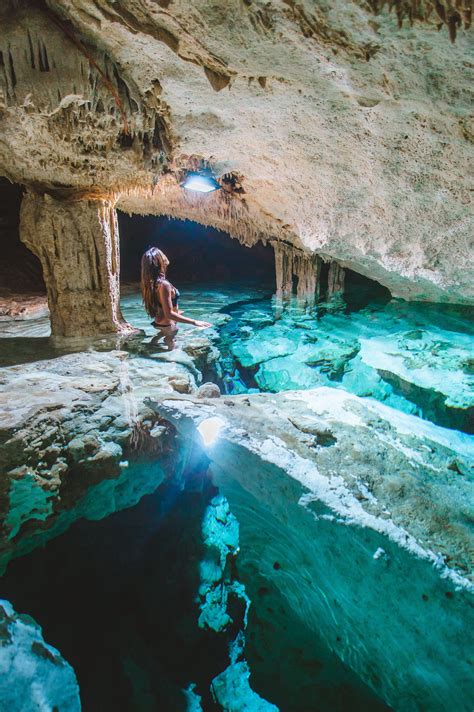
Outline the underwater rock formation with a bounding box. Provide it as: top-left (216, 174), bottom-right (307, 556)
top-left (0, 283), bottom-right (472, 709)
top-left (0, 349), bottom-right (196, 570)
top-left (0, 599), bottom-right (80, 711)
top-left (229, 295), bottom-right (474, 432)
top-left (150, 387), bottom-right (474, 711)
top-left (0, 0), bottom-right (472, 330)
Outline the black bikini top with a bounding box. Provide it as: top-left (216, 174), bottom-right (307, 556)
top-left (155, 277), bottom-right (180, 307)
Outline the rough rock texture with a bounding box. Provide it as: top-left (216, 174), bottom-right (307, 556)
top-left (0, 0), bottom-right (472, 308)
top-left (150, 388), bottom-right (474, 711)
top-left (0, 599), bottom-right (80, 711)
top-left (228, 295), bottom-right (474, 431)
top-left (0, 349), bottom-right (196, 569)
top-left (274, 242), bottom-right (323, 302)
top-left (20, 191), bottom-right (132, 336)
top-left (0, 293), bottom-right (48, 321)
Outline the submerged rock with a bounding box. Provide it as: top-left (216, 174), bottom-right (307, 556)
top-left (0, 350), bottom-right (196, 571)
top-left (150, 387), bottom-right (474, 711)
top-left (0, 599), bottom-right (80, 711)
top-left (230, 297), bottom-right (474, 431)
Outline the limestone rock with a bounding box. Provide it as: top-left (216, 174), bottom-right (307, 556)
top-left (183, 337), bottom-right (220, 376)
top-left (0, 599), bottom-right (80, 711)
top-left (0, 293), bottom-right (48, 321)
top-left (168, 374), bottom-right (193, 394)
top-left (20, 191), bottom-right (131, 337)
top-left (0, 350), bottom-right (196, 570)
top-left (0, 0), bottom-right (472, 304)
top-left (197, 382), bottom-right (221, 399)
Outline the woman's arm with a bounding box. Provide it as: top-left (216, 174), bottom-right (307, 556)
top-left (158, 283), bottom-right (211, 327)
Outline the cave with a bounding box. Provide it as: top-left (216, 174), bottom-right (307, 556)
top-left (118, 213), bottom-right (276, 287)
top-left (0, 2), bottom-right (473, 712)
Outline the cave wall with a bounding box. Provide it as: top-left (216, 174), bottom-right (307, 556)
top-left (0, 0), bottom-right (472, 316)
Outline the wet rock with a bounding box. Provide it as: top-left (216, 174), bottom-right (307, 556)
top-left (0, 293), bottom-right (48, 321)
top-left (255, 355), bottom-right (325, 391)
top-left (288, 415), bottom-right (337, 447)
top-left (0, 350), bottom-right (195, 569)
top-left (168, 375), bottom-right (193, 394)
top-left (0, 599), bottom-right (80, 711)
top-left (183, 337), bottom-right (220, 381)
top-left (197, 382), bottom-right (221, 399)
top-left (232, 325), bottom-right (297, 367)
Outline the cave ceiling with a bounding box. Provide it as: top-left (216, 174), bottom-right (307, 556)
top-left (0, 0), bottom-right (472, 302)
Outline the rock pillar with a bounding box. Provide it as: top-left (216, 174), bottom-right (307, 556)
top-left (274, 242), bottom-right (321, 303)
top-left (327, 261), bottom-right (345, 297)
top-left (20, 191), bottom-right (130, 337)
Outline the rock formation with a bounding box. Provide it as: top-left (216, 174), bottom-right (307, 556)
top-left (0, 599), bottom-right (80, 711)
top-left (0, 0), bottom-right (473, 335)
top-left (0, 1), bottom-right (473, 708)
top-left (150, 386), bottom-right (474, 711)
top-left (20, 191), bottom-right (129, 336)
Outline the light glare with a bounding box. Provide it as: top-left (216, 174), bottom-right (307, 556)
top-left (197, 417), bottom-right (224, 447)
top-left (181, 173), bottom-right (220, 193)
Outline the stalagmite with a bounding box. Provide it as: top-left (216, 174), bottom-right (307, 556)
top-left (20, 191), bottom-right (131, 337)
top-left (327, 261), bottom-right (345, 297)
top-left (273, 242), bottom-right (321, 303)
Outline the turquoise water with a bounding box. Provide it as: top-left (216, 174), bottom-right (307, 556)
top-left (1, 282), bottom-right (472, 432)
top-left (124, 281), bottom-right (474, 434)
top-left (1, 282), bottom-right (473, 710)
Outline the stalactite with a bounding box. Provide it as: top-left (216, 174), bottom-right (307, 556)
top-left (273, 242), bottom-right (322, 304)
top-left (327, 261), bottom-right (345, 297)
top-left (118, 174), bottom-right (284, 248)
top-left (367, 0), bottom-right (472, 41)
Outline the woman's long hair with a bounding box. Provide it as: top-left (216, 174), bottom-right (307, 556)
top-left (141, 247), bottom-right (168, 317)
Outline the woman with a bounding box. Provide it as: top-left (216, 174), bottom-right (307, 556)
top-left (141, 247), bottom-right (211, 348)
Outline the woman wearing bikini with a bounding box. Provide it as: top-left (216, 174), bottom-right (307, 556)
top-left (141, 247), bottom-right (211, 348)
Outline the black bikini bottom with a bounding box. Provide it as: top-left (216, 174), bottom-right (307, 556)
top-left (151, 321), bottom-right (176, 328)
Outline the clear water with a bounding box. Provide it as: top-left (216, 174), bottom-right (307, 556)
top-left (128, 280), bottom-right (473, 434)
top-left (3, 280), bottom-right (473, 438)
top-left (1, 281), bottom-right (473, 711)
top-left (0, 459), bottom-right (391, 712)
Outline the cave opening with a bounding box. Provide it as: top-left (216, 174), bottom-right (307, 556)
top-left (0, 178), bottom-right (44, 297)
top-left (117, 212), bottom-right (276, 288)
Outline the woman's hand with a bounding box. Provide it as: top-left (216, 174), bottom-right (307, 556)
top-left (194, 320), bottom-right (212, 328)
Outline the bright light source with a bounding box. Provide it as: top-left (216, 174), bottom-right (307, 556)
top-left (197, 416), bottom-right (224, 447)
top-left (181, 172), bottom-right (221, 193)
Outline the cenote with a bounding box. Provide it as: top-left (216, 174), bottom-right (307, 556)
top-left (0, 9), bottom-right (473, 707)
top-left (1, 203), bottom-right (473, 712)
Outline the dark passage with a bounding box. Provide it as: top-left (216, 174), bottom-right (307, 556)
top-left (118, 213), bottom-right (275, 286)
top-left (0, 178), bottom-right (44, 293)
